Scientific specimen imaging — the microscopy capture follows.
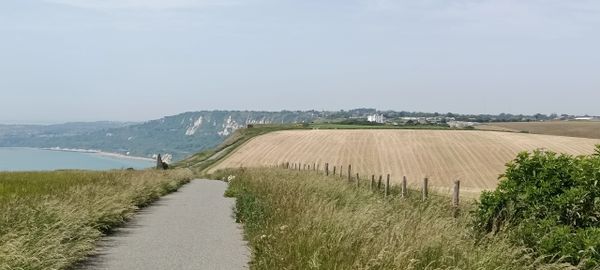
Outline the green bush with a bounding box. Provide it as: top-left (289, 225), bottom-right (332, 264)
top-left (474, 145), bottom-right (600, 268)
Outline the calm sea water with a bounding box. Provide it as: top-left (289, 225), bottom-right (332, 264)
top-left (0, 147), bottom-right (153, 171)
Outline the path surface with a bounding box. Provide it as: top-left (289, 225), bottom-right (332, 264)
top-left (81, 180), bottom-right (249, 270)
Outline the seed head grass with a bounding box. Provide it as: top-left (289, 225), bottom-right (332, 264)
top-left (217, 168), bottom-right (575, 270)
top-left (0, 169), bottom-right (193, 270)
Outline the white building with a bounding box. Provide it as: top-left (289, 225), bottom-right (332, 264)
top-left (367, 114), bottom-right (385, 124)
top-left (447, 121), bottom-right (478, 128)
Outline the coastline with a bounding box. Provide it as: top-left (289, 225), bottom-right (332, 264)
top-left (41, 147), bottom-right (155, 162)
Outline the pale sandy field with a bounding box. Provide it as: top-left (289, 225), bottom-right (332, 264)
top-left (211, 130), bottom-right (600, 193)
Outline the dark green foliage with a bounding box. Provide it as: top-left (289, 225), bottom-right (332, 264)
top-left (474, 145), bottom-right (600, 268)
top-left (337, 119), bottom-right (384, 126)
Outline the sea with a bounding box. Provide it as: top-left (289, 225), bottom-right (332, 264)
top-left (0, 147), bottom-right (154, 171)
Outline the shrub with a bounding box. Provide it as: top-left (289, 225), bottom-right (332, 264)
top-left (474, 145), bottom-right (600, 268)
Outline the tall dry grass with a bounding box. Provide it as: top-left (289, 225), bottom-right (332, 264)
top-left (0, 169), bottom-right (193, 270)
top-left (218, 168), bottom-right (575, 270)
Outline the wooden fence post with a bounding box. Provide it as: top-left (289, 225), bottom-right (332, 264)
top-left (453, 180), bottom-right (460, 217)
top-left (385, 174), bottom-right (390, 197)
top-left (356, 173), bottom-right (360, 187)
top-left (333, 166), bottom-right (336, 176)
top-left (325, 163), bottom-right (329, 176)
top-left (313, 163), bottom-right (316, 171)
top-left (286, 162), bottom-right (290, 169)
top-left (402, 176), bottom-right (407, 197)
top-left (378, 175), bottom-right (382, 190)
top-left (156, 154), bottom-right (163, 169)
top-left (348, 165), bottom-right (352, 182)
top-left (340, 165), bottom-right (343, 178)
top-left (422, 177), bottom-right (429, 201)
top-left (370, 175), bottom-right (375, 190)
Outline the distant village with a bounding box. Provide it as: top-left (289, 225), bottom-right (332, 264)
top-left (358, 112), bottom-right (600, 128)
top-left (364, 113), bottom-right (479, 128)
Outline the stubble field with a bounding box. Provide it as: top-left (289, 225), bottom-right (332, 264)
top-left (211, 129), bottom-right (600, 192)
top-left (477, 121), bottom-right (600, 139)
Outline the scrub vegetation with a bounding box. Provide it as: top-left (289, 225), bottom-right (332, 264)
top-left (0, 169), bottom-right (193, 270)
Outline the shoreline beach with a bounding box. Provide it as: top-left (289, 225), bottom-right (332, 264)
top-left (41, 147), bottom-right (155, 162)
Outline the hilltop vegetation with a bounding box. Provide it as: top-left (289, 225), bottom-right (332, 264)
top-left (0, 169), bottom-right (192, 270)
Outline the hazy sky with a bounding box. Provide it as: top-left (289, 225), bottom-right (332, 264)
top-left (1, 0), bottom-right (599, 123)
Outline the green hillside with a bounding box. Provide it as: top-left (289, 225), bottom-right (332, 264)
top-left (0, 111), bottom-right (320, 161)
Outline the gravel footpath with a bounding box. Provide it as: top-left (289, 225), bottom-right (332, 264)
top-left (81, 180), bottom-right (249, 270)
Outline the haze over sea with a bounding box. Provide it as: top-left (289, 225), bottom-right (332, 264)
top-left (0, 148), bottom-right (153, 171)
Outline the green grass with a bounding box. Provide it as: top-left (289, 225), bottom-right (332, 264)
top-left (0, 169), bottom-right (193, 270)
top-left (216, 168), bottom-right (575, 270)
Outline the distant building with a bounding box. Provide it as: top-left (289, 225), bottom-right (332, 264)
top-left (447, 121), bottom-right (478, 128)
top-left (425, 117), bottom-right (445, 124)
top-left (367, 114), bottom-right (385, 124)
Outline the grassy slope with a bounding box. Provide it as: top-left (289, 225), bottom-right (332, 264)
top-left (216, 168), bottom-right (572, 270)
top-left (174, 124), bottom-right (306, 174)
top-left (0, 169), bottom-right (193, 270)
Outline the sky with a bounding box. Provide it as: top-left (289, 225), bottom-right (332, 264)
top-left (1, 0), bottom-right (599, 123)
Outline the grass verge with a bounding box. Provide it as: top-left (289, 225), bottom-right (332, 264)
top-left (0, 168), bottom-right (193, 270)
top-left (217, 168), bottom-right (574, 270)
